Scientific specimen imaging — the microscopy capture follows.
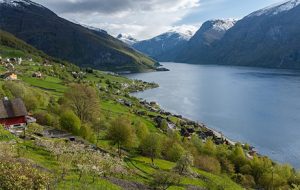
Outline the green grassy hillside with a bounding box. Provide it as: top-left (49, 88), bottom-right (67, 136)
top-left (0, 31), bottom-right (299, 190)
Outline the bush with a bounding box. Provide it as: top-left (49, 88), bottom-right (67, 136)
top-left (232, 174), bottom-right (255, 188)
top-left (0, 157), bottom-right (52, 189)
top-left (194, 155), bottom-right (221, 174)
top-left (219, 157), bottom-right (235, 174)
top-left (165, 142), bottom-right (184, 162)
top-left (60, 110), bottom-right (81, 135)
top-left (173, 153), bottom-right (194, 175)
top-left (26, 123), bottom-right (43, 135)
top-left (80, 124), bottom-right (96, 143)
top-left (151, 170), bottom-right (181, 190)
top-left (34, 111), bottom-right (58, 127)
top-left (202, 138), bottom-right (216, 155)
top-left (159, 119), bottom-right (168, 131)
top-left (135, 120), bottom-right (149, 142)
top-left (0, 126), bottom-right (15, 141)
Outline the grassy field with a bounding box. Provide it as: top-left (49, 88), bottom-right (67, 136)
top-left (21, 76), bottom-right (67, 95)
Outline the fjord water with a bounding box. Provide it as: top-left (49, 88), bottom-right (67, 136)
top-left (127, 62), bottom-right (300, 168)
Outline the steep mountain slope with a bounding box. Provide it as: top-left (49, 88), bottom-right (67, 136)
top-left (117, 33), bottom-right (138, 46)
top-left (133, 30), bottom-right (194, 61)
top-left (0, 0), bottom-right (157, 72)
top-left (212, 0), bottom-right (300, 69)
top-left (176, 19), bottom-right (236, 63)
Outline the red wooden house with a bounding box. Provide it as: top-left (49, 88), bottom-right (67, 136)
top-left (0, 97), bottom-right (28, 128)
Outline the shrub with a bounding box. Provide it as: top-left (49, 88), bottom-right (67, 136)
top-left (34, 111), bottom-right (58, 127)
top-left (232, 174), bottom-right (255, 188)
top-left (165, 142), bottom-right (184, 162)
top-left (159, 119), bottom-right (168, 131)
top-left (194, 155), bottom-right (221, 174)
top-left (202, 138), bottom-right (216, 155)
top-left (26, 123), bottom-right (44, 135)
top-left (80, 124), bottom-right (96, 143)
top-left (0, 126), bottom-right (15, 141)
top-left (135, 120), bottom-right (149, 142)
top-left (173, 153), bottom-right (194, 175)
top-left (60, 110), bottom-right (81, 135)
top-left (151, 170), bottom-right (181, 190)
top-left (0, 157), bottom-right (52, 189)
top-left (219, 157), bottom-right (235, 174)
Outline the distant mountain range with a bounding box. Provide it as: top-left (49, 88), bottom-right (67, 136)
top-left (133, 0), bottom-right (300, 69)
top-left (132, 29), bottom-right (195, 61)
top-left (0, 0), bottom-right (157, 73)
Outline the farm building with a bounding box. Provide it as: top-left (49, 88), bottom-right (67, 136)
top-left (0, 97), bottom-right (28, 128)
top-left (1, 72), bottom-right (18, 80)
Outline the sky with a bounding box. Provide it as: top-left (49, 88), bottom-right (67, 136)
top-left (34, 0), bottom-right (286, 40)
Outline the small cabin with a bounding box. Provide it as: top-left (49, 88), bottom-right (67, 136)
top-left (32, 72), bottom-right (42, 78)
top-left (1, 72), bottom-right (18, 81)
top-left (0, 98), bottom-right (28, 128)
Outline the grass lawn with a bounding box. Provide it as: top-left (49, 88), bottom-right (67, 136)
top-left (21, 76), bottom-right (67, 95)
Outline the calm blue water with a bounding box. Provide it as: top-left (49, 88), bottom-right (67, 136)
top-left (127, 62), bottom-right (300, 168)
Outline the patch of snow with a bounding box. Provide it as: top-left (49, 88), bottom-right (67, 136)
top-left (248, 0), bottom-right (300, 17)
top-left (81, 24), bottom-right (108, 34)
top-left (0, 0), bottom-right (44, 8)
top-left (117, 33), bottom-right (138, 45)
top-left (209, 19), bottom-right (237, 32)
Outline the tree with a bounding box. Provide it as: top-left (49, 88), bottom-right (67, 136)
top-left (64, 84), bottom-right (100, 123)
top-left (140, 133), bottom-right (162, 164)
top-left (194, 155), bottom-right (221, 174)
top-left (135, 120), bottom-right (149, 142)
top-left (191, 134), bottom-right (203, 153)
top-left (165, 142), bottom-right (184, 162)
top-left (173, 153), bottom-right (194, 175)
top-left (159, 119), bottom-right (168, 131)
top-left (202, 137), bottom-right (216, 155)
top-left (151, 170), bottom-right (181, 190)
top-left (60, 110), bottom-right (81, 135)
top-left (107, 117), bottom-right (135, 157)
top-left (231, 144), bottom-right (248, 172)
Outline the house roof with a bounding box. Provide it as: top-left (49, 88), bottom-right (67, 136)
top-left (0, 98), bottom-right (28, 119)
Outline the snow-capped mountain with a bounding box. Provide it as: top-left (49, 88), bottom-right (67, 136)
top-left (117, 33), bottom-right (138, 46)
top-left (190, 19), bottom-right (236, 46)
top-left (177, 0), bottom-right (300, 69)
top-left (175, 19), bottom-right (237, 63)
top-left (248, 0), bottom-right (300, 17)
top-left (132, 29), bottom-right (195, 61)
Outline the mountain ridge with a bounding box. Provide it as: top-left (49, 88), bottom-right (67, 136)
top-left (0, 0), bottom-right (157, 73)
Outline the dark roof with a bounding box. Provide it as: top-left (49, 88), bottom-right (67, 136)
top-left (0, 98), bottom-right (28, 119)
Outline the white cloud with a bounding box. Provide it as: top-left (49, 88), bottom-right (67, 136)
top-left (34, 0), bottom-right (201, 39)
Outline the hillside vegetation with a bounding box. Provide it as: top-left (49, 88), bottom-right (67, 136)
top-left (0, 31), bottom-right (300, 190)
